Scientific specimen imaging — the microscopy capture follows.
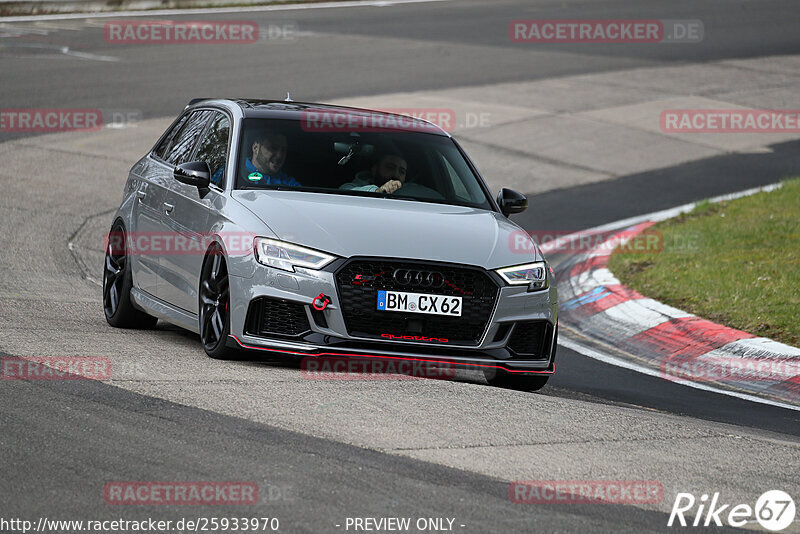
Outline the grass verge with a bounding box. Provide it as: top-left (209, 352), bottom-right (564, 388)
top-left (607, 178), bottom-right (800, 347)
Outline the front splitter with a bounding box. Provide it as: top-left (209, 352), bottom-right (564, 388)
top-left (229, 334), bottom-right (555, 374)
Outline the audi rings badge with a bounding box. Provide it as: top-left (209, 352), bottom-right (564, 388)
top-left (392, 269), bottom-right (445, 288)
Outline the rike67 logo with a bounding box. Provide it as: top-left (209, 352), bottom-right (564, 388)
top-left (669, 490), bottom-right (795, 531)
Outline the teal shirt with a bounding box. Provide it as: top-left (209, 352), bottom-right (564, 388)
top-left (339, 171), bottom-right (379, 192)
top-left (243, 158), bottom-right (301, 187)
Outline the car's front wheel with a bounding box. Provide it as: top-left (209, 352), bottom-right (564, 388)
top-left (483, 368), bottom-right (550, 391)
top-left (199, 245), bottom-right (239, 360)
top-left (103, 222), bottom-right (158, 329)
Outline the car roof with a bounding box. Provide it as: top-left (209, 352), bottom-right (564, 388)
top-left (186, 98), bottom-right (451, 137)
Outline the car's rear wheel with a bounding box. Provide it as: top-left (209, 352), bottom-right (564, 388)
top-left (199, 246), bottom-right (239, 360)
top-left (483, 368), bottom-right (550, 391)
top-left (103, 222), bottom-right (158, 329)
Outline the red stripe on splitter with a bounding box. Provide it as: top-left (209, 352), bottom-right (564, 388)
top-left (626, 317), bottom-right (755, 360)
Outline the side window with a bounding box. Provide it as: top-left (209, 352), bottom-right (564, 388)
top-left (194, 112), bottom-right (231, 187)
top-left (153, 114), bottom-right (189, 160)
top-left (164, 110), bottom-right (214, 166)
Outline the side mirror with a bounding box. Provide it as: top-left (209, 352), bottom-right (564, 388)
top-left (497, 188), bottom-right (528, 217)
top-left (174, 161), bottom-right (211, 190)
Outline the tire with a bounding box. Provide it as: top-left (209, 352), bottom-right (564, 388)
top-left (103, 222), bottom-right (158, 329)
top-left (198, 245), bottom-right (240, 360)
top-left (483, 368), bottom-right (550, 391)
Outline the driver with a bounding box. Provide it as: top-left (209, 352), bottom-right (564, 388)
top-left (241, 130), bottom-right (301, 186)
top-left (339, 152), bottom-right (406, 194)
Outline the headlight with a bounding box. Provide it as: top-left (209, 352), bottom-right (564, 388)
top-left (496, 261), bottom-right (548, 290)
top-left (254, 237), bottom-right (336, 272)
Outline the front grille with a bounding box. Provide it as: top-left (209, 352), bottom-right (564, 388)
top-left (507, 321), bottom-right (553, 359)
top-left (245, 297), bottom-right (311, 338)
top-left (335, 259), bottom-right (499, 345)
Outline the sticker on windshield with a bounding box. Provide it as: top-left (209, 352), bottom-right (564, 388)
top-left (248, 172), bottom-right (263, 182)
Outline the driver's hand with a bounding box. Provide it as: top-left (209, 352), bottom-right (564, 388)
top-left (377, 180), bottom-right (403, 194)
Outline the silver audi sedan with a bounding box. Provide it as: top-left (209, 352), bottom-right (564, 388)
top-left (103, 98), bottom-right (558, 390)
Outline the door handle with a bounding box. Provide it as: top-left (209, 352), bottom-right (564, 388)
top-left (163, 203), bottom-right (175, 214)
top-left (135, 191), bottom-right (146, 200)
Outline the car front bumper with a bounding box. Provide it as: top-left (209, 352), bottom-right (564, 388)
top-left (227, 259), bottom-right (558, 374)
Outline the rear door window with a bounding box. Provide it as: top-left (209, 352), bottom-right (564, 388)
top-left (194, 112), bottom-right (231, 187)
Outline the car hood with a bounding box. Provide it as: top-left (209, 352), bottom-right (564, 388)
top-left (231, 190), bottom-right (543, 269)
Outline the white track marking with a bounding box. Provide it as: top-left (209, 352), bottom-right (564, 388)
top-left (601, 298), bottom-right (694, 335)
top-left (61, 47), bottom-right (118, 61)
top-left (569, 267), bottom-right (619, 295)
top-left (0, 41), bottom-right (118, 60)
top-left (559, 336), bottom-right (800, 412)
top-left (699, 338), bottom-right (800, 361)
top-left (0, 0), bottom-right (448, 23)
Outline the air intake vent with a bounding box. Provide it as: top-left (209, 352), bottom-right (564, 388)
top-left (507, 321), bottom-right (554, 359)
top-left (245, 297), bottom-right (311, 338)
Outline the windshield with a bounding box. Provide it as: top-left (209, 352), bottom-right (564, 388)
top-left (234, 117), bottom-right (493, 210)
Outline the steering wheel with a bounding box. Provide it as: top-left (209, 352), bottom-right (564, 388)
top-left (395, 181), bottom-right (445, 200)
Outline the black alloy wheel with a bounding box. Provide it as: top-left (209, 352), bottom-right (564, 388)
top-left (199, 246), bottom-right (237, 359)
top-left (103, 222), bottom-right (157, 328)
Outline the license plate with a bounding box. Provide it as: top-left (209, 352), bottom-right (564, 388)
top-left (377, 290), bottom-right (462, 317)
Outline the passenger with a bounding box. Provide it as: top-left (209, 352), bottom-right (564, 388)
top-left (340, 152), bottom-right (406, 194)
top-left (241, 130), bottom-right (301, 186)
